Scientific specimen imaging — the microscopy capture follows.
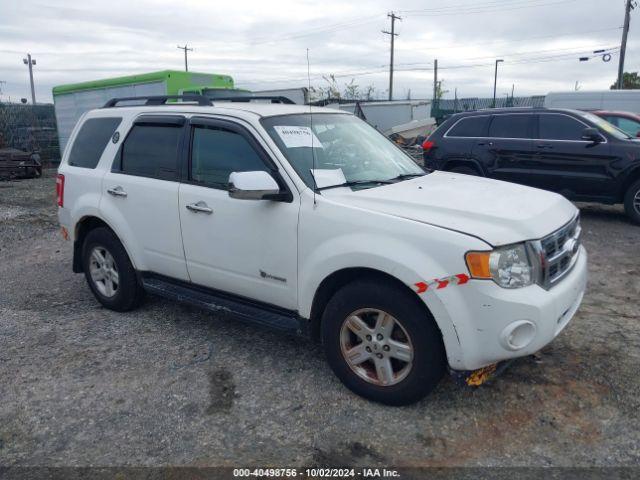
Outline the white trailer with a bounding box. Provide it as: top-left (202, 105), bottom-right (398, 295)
top-left (544, 90), bottom-right (640, 113)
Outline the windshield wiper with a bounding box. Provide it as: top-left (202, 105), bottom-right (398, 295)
top-left (385, 172), bottom-right (427, 182)
top-left (316, 179), bottom-right (393, 191)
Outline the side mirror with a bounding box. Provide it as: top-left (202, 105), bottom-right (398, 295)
top-left (228, 171), bottom-right (281, 200)
top-left (635, 131), bottom-right (640, 138)
top-left (581, 127), bottom-right (604, 143)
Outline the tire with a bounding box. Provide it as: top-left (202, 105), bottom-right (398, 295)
top-left (623, 179), bottom-right (640, 225)
top-left (81, 227), bottom-right (144, 311)
top-left (321, 279), bottom-right (446, 406)
top-left (449, 166), bottom-right (479, 176)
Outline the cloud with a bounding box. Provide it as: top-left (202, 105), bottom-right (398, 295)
top-left (0, 0), bottom-right (632, 103)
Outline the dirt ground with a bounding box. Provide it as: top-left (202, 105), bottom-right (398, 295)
top-left (1, 171), bottom-right (639, 468)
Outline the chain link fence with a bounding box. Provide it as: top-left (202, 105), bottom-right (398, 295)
top-left (432, 95), bottom-right (546, 121)
top-left (0, 102), bottom-right (60, 165)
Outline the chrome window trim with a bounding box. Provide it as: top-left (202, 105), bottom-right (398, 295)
top-left (537, 112), bottom-right (608, 144)
top-left (442, 111), bottom-right (608, 144)
top-left (443, 114), bottom-right (492, 139)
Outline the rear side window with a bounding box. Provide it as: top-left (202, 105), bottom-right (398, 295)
top-left (120, 124), bottom-right (182, 180)
top-left (67, 117), bottom-right (121, 168)
top-left (190, 126), bottom-right (267, 189)
top-left (488, 114), bottom-right (532, 139)
top-left (538, 114), bottom-right (586, 140)
top-left (445, 116), bottom-right (489, 137)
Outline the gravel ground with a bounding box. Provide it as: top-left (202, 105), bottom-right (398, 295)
top-left (1, 171), bottom-right (639, 468)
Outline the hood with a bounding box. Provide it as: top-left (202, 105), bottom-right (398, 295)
top-left (321, 171), bottom-right (577, 246)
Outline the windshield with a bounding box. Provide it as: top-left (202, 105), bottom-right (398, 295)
top-left (260, 113), bottom-right (425, 189)
top-left (576, 111), bottom-right (632, 140)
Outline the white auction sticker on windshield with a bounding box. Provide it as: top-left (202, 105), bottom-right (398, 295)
top-left (274, 126), bottom-right (324, 149)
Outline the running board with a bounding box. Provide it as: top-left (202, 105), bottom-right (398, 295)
top-left (141, 275), bottom-right (306, 336)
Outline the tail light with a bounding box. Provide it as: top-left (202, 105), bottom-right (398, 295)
top-left (422, 139), bottom-right (435, 152)
top-left (56, 174), bottom-right (65, 207)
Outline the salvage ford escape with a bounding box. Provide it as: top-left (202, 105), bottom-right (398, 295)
top-left (57, 95), bottom-right (587, 405)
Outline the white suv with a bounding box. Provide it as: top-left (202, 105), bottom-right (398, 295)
top-left (56, 95), bottom-right (587, 405)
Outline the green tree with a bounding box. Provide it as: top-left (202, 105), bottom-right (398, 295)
top-left (611, 72), bottom-right (640, 89)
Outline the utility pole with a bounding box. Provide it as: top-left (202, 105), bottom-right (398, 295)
top-left (617, 0), bottom-right (635, 89)
top-left (382, 12), bottom-right (401, 101)
top-left (177, 45), bottom-right (193, 72)
top-left (433, 59), bottom-right (438, 103)
top-left (493, 59), bottom-right (503, 107)
top-left (22, 54), bottom-right (36, 105)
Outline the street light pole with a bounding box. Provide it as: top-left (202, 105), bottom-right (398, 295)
top-left (493, 59), bottom-right (503, 107)
top-left (23, 53), bottom-right (36, 105)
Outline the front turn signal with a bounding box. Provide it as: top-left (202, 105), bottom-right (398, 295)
top-left (465, 251), bottom-right (492, 279)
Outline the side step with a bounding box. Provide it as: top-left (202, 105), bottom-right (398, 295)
top-left (141, 275), bottom-right (306, 336)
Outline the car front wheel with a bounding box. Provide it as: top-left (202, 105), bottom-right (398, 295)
top-left (321, 279), bottom-right (446, 405)
top-left (624, 179), bottom-right (640, 225)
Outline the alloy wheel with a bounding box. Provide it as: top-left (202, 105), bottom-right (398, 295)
top-left (339, 308), bottom-right (414, 386)
top-left (89, 246), bottom-right (119, 298)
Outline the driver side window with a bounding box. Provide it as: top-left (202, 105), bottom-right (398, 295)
top-left (190, 126), bottom-right (268, 190)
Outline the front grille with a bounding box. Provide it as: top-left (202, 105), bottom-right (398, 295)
top-left (532, 214), bottom-right (582, 289)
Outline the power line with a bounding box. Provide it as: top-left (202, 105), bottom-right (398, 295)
top-left (250, 14), bottom-right (384, 44)
top-left (404, 26), bottom-right (622, 52)
top-left (399, 0), bottom-right (574, 14)
top-left (401, 0), bottom-right (579, 16)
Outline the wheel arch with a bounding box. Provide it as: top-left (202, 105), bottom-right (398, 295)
top-left (308, 267), bottom-right (443, 345)
top-left (621, 166), bottom-right (640, 202)
top-left (72, 215), bottom-right (137, 273)
top-left (442, 158), bottom-right (485, 175)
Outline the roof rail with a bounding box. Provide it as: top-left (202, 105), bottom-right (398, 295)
top-left (214, 96), bottom-right (296, 105)
top-left (102, 95), bottom-right (213, 108)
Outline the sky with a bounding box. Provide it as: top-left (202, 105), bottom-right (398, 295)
top-left (0, 0), bottom-right (636, 103)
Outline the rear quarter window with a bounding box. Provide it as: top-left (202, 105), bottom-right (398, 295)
top-left (445, 116), bottom-right (489, 137)
top-left (67, 117), bottom-right (122, 168)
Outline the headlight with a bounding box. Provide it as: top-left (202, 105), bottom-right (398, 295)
top-left (465, 243), bottom-right (536, 289)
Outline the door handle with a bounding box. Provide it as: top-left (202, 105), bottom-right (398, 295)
top-left (536, 144), bottom-right (553, 149)
top-left (477, 141), bottom-right (494, 146)
top-left (186, 201), bottom-right (213, 214)
top-left (107, 186), bottom-right (127, 197)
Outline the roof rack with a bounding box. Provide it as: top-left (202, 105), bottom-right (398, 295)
top-left (213, 95), bottom-right (296, 105)
top-left (102, 95), bottom-right (213, 108)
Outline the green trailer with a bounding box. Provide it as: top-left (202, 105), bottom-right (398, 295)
top-left (52, 70), bottom-right (235, 153)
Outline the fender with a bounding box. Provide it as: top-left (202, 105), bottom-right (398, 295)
top-left (298, 230), bottom-right (488, 369)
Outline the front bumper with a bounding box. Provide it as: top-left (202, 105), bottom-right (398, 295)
top-left (435, 245), bottom-right (587, 371)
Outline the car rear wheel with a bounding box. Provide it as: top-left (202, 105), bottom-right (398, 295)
top-left (82, 227), bottom-right (144, 311)
top-left (624, 179), bottom-right (640, 225)
top-left (321, 279), bottom-right (446, 405)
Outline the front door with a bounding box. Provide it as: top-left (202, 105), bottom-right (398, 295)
top-left (178, 117), bottom-right (299, 310)
top-left (533, 113), bottom-right (616, 199)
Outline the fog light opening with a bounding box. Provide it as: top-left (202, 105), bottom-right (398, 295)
top-left (500, 321), bottom-right (536, 351)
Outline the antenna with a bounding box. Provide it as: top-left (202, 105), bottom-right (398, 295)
top-left (307, 48), bottom-right (317, 207)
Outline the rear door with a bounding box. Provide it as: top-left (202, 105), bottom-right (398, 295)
top-left (101, 115), bottom-right (189, 280)
top-left (472, 113), bottom-right (536, 185)
top-left (533, 113), bottom-right (616, 198)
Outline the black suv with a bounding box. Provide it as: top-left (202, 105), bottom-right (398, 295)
top-left (423, 108), bottom-right (640, 224)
